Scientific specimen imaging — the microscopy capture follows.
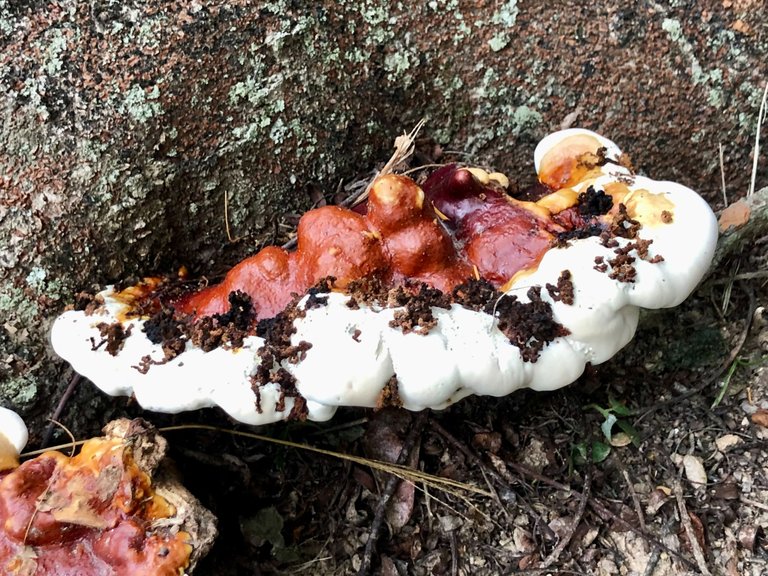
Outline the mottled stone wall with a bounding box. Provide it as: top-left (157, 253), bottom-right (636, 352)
top-left (0, 0), bottom-right (766, 426)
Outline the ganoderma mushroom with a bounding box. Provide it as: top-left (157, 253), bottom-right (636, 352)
top-left (51, 129), bottom-right (718, 424)
top-left (0, 418), bottom-right (216, 575)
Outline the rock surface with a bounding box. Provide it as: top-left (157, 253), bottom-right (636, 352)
top-left (1, 0), bottom-right (766, 427)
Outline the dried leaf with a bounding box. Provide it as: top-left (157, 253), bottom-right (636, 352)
top-left (379, 556), bottom-right (399, 576)
top-left (363, 410), bottom-right (418, 531)
top-left (363, 408), bottom-right (411, 463)
top-left (718, 199), bottom-right (751, 232)
top-left (471, 431), bottom-right (502, 454)
top-left (387, 479), bottom-right (415, 530)
top-left (682, 454), bottom-right (708, 487)
top-left (518, 553), bottom-right (538, 570)
top-left (751, 409), bottom-right (768, 428)
top-left (679, 511), bottom-right (708, 557)
top-left (738, 524), bottom-right (764, 552)
top-left (352, 466), bottom-right (376, 493)
top-left (646, 488), bottom-right (671, 516)
top-left (609, 432), bottom-right (633, 447)
top-left (712, 482), bottom-right (740, 501)
top-left (656, 485), bottom-right (673, 496)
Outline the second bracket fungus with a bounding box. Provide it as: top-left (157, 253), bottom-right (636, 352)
top-left (0, 419), bottom-right (216, 575)
top-left (51, 129), bottom-right (718, 424)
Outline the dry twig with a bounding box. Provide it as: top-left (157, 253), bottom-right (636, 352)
top-left (429, 418), bottom-right (557, 542)
top-left (506, 461), bottom-right (698, 571)
top-left (41, 373), bottom-right (82, 448)
top-left (615, 451), bottom-right (648, 540)
top-left (674, 481), bottom-right (712, 576)
top-left (356, 410), bottom-right (428, 576)
top-left (539, 469), bottom-right (591, 568)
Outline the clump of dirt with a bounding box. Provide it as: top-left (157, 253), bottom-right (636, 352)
top-left (190, 291), bottom-right (254, 351)
top-left (494, 286), bottom-right (571, 362)
top-left (94, 322), bottom-right (132, 356)
top-left (451, 278), bottom-right (499, 312)
top-left (389, 283), bottom-right (452, 335)
top-left (546, 270), bottom-right (575, 305)
top-left (577, 185), bottom-right (613, 216)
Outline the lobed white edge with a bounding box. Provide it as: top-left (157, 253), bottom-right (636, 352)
top-left (50, 129), bottom-right (718, 424)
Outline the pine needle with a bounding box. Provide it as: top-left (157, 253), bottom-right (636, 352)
top-left (159, 424), bottom-right (492, 497)
top-left (22, 422), bottom-right (492, 499)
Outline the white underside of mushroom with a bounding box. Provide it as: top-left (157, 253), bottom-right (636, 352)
top-left (50, 129), bottom-right (718, 425)
top-left (0, 407), bottom-right (28, 456)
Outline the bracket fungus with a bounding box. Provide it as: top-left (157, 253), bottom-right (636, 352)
top-left (0, 418), bottom-right (216, 575)
top-left (51, 129), bottom-right (718, 425)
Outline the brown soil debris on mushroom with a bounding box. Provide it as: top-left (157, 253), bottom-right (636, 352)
top-left (377, 376), bottom-right (403, 409)
top-left (494, 287), bottom-right (570, 362)
top-left (577, 186), bottom-right (614, 216)
top-left (389, 283), bottom-right (452, 335)
top-left (95, 322), bottom-right (133, 356)
top-left (546, 270), bottom-right (575, 305)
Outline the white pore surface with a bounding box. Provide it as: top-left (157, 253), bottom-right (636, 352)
top-left (0, 407), bottom-right (28, 455)
top-left (50, 129), bottom-right (718, 424)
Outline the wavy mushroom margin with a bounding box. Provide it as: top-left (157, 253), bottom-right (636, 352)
top-left (51, 129), bottom-right (719, 425)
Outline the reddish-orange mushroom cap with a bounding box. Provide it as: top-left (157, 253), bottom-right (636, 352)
top-left (0, 424), bottom-right (207, 576)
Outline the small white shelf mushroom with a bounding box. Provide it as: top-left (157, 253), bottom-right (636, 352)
top-left (0, 406), bottom-right (28, 469)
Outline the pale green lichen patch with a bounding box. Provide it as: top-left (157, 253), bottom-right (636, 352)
top-left (661, 17), bottom-right (724, 109)
top-left (0, 286), bottom-right (40, 328)
top-left (487, 0), bottom-right (518, 52)
top-left (384, 48), bottom-right (415, 84)
top-left (510, 105), bottom-right (543, 135)
top-left (43, 28), bottom-right (68, 76)
top-left (0, 375), bottom-right (38, 409)
top-left (121, 84), bottom-right (164, 124)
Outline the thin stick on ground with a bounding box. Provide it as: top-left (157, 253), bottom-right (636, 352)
top-left (356, 410), bottom-right (429, 576)
top-left (505, 461), bottom-right (698, 571)
top-left (41, 373), bottom-right (82, 448)
top-left (539, 468), bottom-right (591, 569)
top-left (642, 546), bottom-right (662, 576)
top-left (674, 481), bottom-right (712, 576)
top-left (615, 452), bottom-right (648, 540)
top-left (748, 81), bottom-right (768, 199)
top-left (429, 418), bottom-right (557, 542)
top-left (719, 142), bottom-right (728, 207)
top-left (449, 529), bottom-right (459, 576)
